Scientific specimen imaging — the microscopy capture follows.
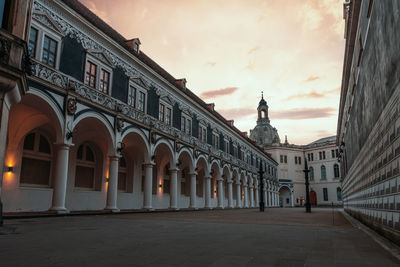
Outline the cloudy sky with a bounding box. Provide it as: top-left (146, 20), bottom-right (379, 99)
top-left (81, 0), bottom-right (345, 145)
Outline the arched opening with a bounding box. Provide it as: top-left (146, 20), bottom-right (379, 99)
top-left (121, 130), bottom-right (149, 209)
top-left (310, 190), bottom-right (317, 205)
top-left (75, 142), bottom-right (100, 190)
top-left (177, 149), bottom-right (194, 208)
top-left (279, 186), bottom-right (291, 207)
top-left (153, 141), bottom-right (175, 209)
top-left (261, 109), bottom-right (267, 119)
top-left (232, 169), bottom-right (238, 205)
top-left (195, 156), bottom-right (208, 207)
top-left (222, 165), bottom-right (231, 206)
top-left (210, 161), bottom-right (220, 208)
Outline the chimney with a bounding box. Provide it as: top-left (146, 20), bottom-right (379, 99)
top-left (125, 38), bottom-right (141, 54)
top-left (206, 103), bottom-right (215, 111)
top-left (227, 120), bottom-right (234, 126)
top-left (175, 78), bottom-right (187, 90)
top-left (241, 132), bottom-right (248, 138)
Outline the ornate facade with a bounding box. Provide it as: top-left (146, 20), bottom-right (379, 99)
top-left (338, 0), bottom-right (400, 245)
top-left (0, 0), bottom-right (279, 214)
top-left (250, 97), bottom-right (342, 207)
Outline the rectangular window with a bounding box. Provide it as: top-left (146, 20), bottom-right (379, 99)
top-left (323, 188), bottom-right (328, 201)
top-left (128, 86), bottom-right (136, 107)
top-left (225, 140), bottom-right (229, 153)
top-left (336, 149), bottom-right (339, 157)
top-left (322, 151), bottom-right (326, 159)
top-left (159, 103), bottom-right (165, 122)
top-left (85, 61), bottom-right (97, 88)
top-left (138, 91), bottom-right (145, 112)
top-left (280, 155), bottom-right (283, 163)
top-left (295, 157), bottom-right (298, 164)
top-left (284, 155), bottom-right (287, 164)
top-left (331, 150), bottom-right (335, 158)
top-left (298, 157), bottom-right (301, 165)
top-left (165, 107), bottom-right (172, 125)
top-left (311, 153), bottom-right (314, 161)
top-left (99, 69), bottom-right (110, 94)
top-left (213, 134), bottom-right (219, 149)
top-left (28, 27), bottom-right (38, 57)
top-left (42, 35), bottom-right (58, 67)
top-left (186, 118), bottom-right (191, 135)
top-left (199, 126), bottom-right (206, 142)
top-left (307, 153), bottom-right (310, 161)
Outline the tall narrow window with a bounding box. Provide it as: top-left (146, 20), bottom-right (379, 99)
top-left (334, 164), bottom-right (340, 178)
top-left (159, 103), bottom-right (165, 122)
top-left (321, 165), bottom-right (326, 180)
top-left (311, 153), bottom-right (314, 161)
top-left (165, 107), bottom-right (172, 125)
top-left (319, 151), bottom-right (322, 160)
top-left (20, 132), bottom-right (52, 186)
top-left (322, 151), bottom-right (326, 159)
top-left (337, 187), bottom-right (342, 201)
top-left (42, 35), bottom-right (58, 67)
top-left (118, 157), bottom-right (127, 191)
top-left (280, 155), bottom-right (283, 163)
top-left (298, 157), bottom-right (301, 165)
top-left (331, 150), bottom-right (335, 158)
top-left (99, 69), bottom-right (110, 94)
top-left (295, 157), bottom-right (298, 164)
top-left (128, 86), bottom-right (136, 107)
top-left (138, 91), bottom-right (145, 112)
top-left (284, 155), bottom-right (287, 164)
top-left (323, 188), bottom-right (328, 201)
top-left (28, 27), bottom-right (38, 57)
top-left (85, 61), bottom-right (97, 88)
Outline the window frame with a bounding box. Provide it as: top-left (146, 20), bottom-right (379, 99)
top-left (159, 100), bottom-right (172, 126)
top-left (84, 54), bottom-right (113, 95)
top-left (128, 81), bottom-right (148, 113)
top-left (75, 143), bottom-right (97, 190)
top-left (28, 20), bottom-right (62, 69)
top-left (198, 123), bottom-right (207, 143)
top-left (181, 112), bottom-right (192, 135)
top-left (212, 132), bottom-right (219, 150)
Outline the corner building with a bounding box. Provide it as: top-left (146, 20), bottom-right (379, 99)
top-left (338, 0), bottom-right (400, 244)
top-left (0, 0), bottom-right (279, 213)
top-left (250, 97), bottom-right (342, 207)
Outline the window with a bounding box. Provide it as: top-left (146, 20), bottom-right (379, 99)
top-left (322, 151), bottom-right (326, 159)
top-left (331, 150), bottom-right (335, 158)
top-left (224, 139), bottom-right (229, 154)
top-left (311, 153), bottom-right (314, 161)
top-left (75, 143), bottom-right (96, 189)
top-left (233, 146), bottom-right (238, 158)
top-left (138, 91), bottom-right (145, 112)
top-left (41, 35), bottom-right (58, 68)
top-left (181, 114), bottom-right (192, 135)
top-left (334, 164), bottom-right (340, 178)
top-left (85, 61), bottom-right (97, 88)
top-left (309, 167), bottom-right (314, 181)
top-left (20, 132), bottom-right (52, 186)
top-left (295, 157), bottom-right (298, 164)
top-left (298, 157), bottom-right (301, 165)
top-left (337, 187), bottom-right (342, 201)
top-left (99, 69), bottom-right (110, 94)
top-left (128, 86), bottom-right (136, 107)
top-left (284, 155), bottom-right (287, 164)
top-left (28, 27), bottom-right (38, 57)
top-left (118, 157), bottom-right (127, 191)
top-left (307, 153), bottom-right (311, 161)
top-left (84, 54), bottom-right (113, 94)
top-left (159, 102), bottom-right (172, 125)
top-left (321, 165), bottom-right (326, 180)
top-left (280, 155), bottom-right (283, 163)
top-left (212, 133), bottom-right (219, 149)
top-left (323, 188), bottom-right (328, 201)
top-left (319, 151), bottom-right (322, 160)
top-left (199, 124), bottom-right (207, 142)
top-left (335, 149), bottom-right (339, 158)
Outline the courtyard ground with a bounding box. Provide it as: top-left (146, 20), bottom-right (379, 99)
top-left (0, 207), bottom-right (399, 266)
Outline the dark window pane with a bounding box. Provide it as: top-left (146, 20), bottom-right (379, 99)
top-left (75, 166), bottom-right (94, 188)
top-left (28, 27), bottom-right (38, 57)
top-left (77, 145), bottom-right (83, 160)
top-left (118, 172), bottom-right (127, 191)
top-left (39, 135), bottom-right (51, 154)
top-left (86, 146), bottom-right (95, 162)
top-left (120, 157), bottom-right (126, 167)
top-left (23, 133), bottom-right (35, 150)
top-left (20, 157), bottom-right (51, 185)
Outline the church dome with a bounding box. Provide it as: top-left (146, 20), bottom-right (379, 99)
top-left (249, 94), bottom-right (281, 147)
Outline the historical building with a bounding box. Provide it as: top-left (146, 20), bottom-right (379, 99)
top-left (338, 0), bottom-right (400, 244)
top-left (250, 96), bottom-right (342, 207)
top-left (0, 0), bottom-right (279, 214)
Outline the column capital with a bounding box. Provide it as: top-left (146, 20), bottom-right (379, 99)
top-left (54, 143), bottom-right (72, 150)
top-left (143, 162), bottom-right (155, 168)
top-left (108, 155), bottom-right (120, 161)
top-left (204, 175), bottom-right (212, 180)
top-left (169, 168), bottom-right (179, 173)
top-left (227, 180), bottom-right (233, 184)
top-left (188, 172), bottom-right (198, 176)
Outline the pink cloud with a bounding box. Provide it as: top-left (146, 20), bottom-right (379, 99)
top-left (270, 107), bottom-right (336, 120)
top-left (303, 76), bottom-right (320, 82)
top-left (200, 87), bottom-right (238, 99)
top-left (217, 108), bottom-right (255, 119)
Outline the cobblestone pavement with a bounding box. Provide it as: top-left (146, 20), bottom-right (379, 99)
top-left (0, 208), bottom-right (398, 266)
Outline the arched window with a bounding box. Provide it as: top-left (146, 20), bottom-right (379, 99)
top-left (337, 187), bottom-right (342, 201)
top-left (20, 131), bottom-right (52, 186)
top-left (321, 165), bottom-right (326, 180)
top-left (309, 167), bottom-right (314, 181)
top-left (75, 143), bottom-right (96, 189)
top-left (334, 164), bottom-right (340, 178)
top-left (261, 110), bottom-right (267, 119)
top-left (118, 156), bottom-right (127, 191)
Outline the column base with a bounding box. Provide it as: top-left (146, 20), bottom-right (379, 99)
top-left (105, 207), bottom-right (120, 213)
top-left (49, 207), bottom-right (69, 214)
top-left (189, 206), bottom-right (198, 210)
top-left (169, 207), bottom-right (180, 211)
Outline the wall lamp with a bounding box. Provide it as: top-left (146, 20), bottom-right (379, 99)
top-left (159, 184), bottom-right (162, 188)
top-left (5, 166), bottom-right (13, 173)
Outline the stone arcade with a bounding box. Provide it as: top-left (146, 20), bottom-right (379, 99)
top-left (0, 0), bottom-right (279, 214)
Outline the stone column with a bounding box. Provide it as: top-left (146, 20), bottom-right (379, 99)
top-left (189, 172), bottom-right (197, 209)
top-left (290, 191), bottom-right (294, 207)
top-left (255, 182), bottom-right (260, 207)
top-left (205, 176), bottom-right (212, 209)
top-left (106, 156), bottom-right (119, 212)
top-left (50, 144), bottom-right (70, 213)
top-left (170, 168), bottom-right (178, 210)
top-left (236, 182), bottom-right (241, 208)
top-left (268, 190), bottom-right (272, 207)
top-left (250, 186), bottom-right (254, 208)
top-left (276, 192), bottom-right (279, 207)
top-left (143, 163), bottom-right (153, 210)
top-left (217, 177), bottom-right (224, 208)
top-left (228, 180), bottom-right (234, 208)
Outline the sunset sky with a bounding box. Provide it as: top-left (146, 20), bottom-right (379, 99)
top-left (81, 0), bottom-right (345, 145)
